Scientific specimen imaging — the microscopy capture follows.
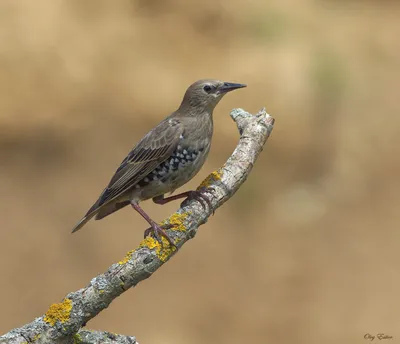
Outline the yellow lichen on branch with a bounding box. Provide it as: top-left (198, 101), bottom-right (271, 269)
top-left (198, 170), bottom-right (223, 189)
top-left (139, 236), bottom-right (175, 262)
top-left (118, 212), bottom-right (190, 265)
top-left (43, 298), bottom-right (72, 326)
top-left (161, 212), bottom-right (190, 232)
top-left (118, 250), bottom-right (134, 265)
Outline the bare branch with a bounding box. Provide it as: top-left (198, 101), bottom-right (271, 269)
top-left (0, 329), bottom-right (137, 344)
top-left (0, 108), bottom-right (274, 344)
top-left (72, 330), bottom-right (137, 344)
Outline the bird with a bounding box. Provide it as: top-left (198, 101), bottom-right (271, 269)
top-left (71, 79), bottom-right (246, 246)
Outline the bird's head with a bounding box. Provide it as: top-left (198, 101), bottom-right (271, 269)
top-left (179, 79), bottom-right (246, 114)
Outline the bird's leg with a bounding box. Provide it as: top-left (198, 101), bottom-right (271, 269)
top-left (130, 202), bottom-right (177, 248)
top-left (153, 189), bottom-right (214, 214)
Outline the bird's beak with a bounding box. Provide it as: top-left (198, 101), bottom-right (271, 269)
top-left (219, 82), bottom-right (247, 94)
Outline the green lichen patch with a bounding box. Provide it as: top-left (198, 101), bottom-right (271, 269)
top-left (73, 333), bottom-right (83, 344)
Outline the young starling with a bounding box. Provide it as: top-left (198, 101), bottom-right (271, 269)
top-left (72, 79), bottom-right (246, 245)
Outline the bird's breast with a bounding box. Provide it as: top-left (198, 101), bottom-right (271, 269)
top-left (156, 141), bottom-right (210, 185)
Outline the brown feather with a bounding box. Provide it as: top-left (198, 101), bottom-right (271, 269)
top-left (84, 116), bottom-right (183, 216)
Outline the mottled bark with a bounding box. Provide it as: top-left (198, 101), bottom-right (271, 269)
top-left (0, 108), bottom-right (275, 344)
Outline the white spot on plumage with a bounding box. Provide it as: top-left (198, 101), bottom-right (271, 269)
top-left (135, 184), bottom-right (140, 189)
top-left (144, 177), bottom-right (149, 182)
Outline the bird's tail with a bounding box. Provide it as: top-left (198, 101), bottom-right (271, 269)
top-left (71, 200), bottom-right (101, 233)
top-left (94, 201), bottom-right (130, 220)
top-left (71, 212), bottom-right (97, 233)
top-left (71, 196), bottom-right (125, 233)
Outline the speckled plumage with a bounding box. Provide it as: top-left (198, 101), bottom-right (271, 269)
top-left (72, 79), bottom-right (246, 237)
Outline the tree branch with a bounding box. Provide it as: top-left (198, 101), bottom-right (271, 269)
top-left (0, 108), bottom-right (274, 344)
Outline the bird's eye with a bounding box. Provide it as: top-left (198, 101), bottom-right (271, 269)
top-left (203, 85), bottom-right (212, 93)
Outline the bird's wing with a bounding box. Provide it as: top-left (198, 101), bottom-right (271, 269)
top-left (87, 117), bottom-right (183, 215)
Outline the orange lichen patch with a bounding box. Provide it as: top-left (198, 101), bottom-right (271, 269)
top-left (43, 298), bottom-right (72, 326)
top-left (198, 170), bottom-right (223, 189)
top-left (118, 250), bottom-right (134, 265)
top-left (161, 212), bottom-right (190, 232)
top-left (139, 236), bottom-right (176, 262)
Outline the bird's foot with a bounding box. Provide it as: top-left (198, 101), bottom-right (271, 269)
top-left (182, 188), bottom-right (215, 215)
top-left (144, 223), bottom-right (177, 250)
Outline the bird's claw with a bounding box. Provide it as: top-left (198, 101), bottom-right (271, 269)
top-left (144, 223), bottom-right (177, 250)
top-left (182, 188), bottom-right (215, 216)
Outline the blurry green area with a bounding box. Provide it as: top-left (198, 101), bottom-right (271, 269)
top-left (311, 47), bottom-right (347, 106)
top-left (1, 1), bottom-right (400, 344)
top-left (246, 8), bottom-right (294, 43)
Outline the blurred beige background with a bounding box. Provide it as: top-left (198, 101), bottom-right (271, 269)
top-left (1, 0), bottom-right (400, 343)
